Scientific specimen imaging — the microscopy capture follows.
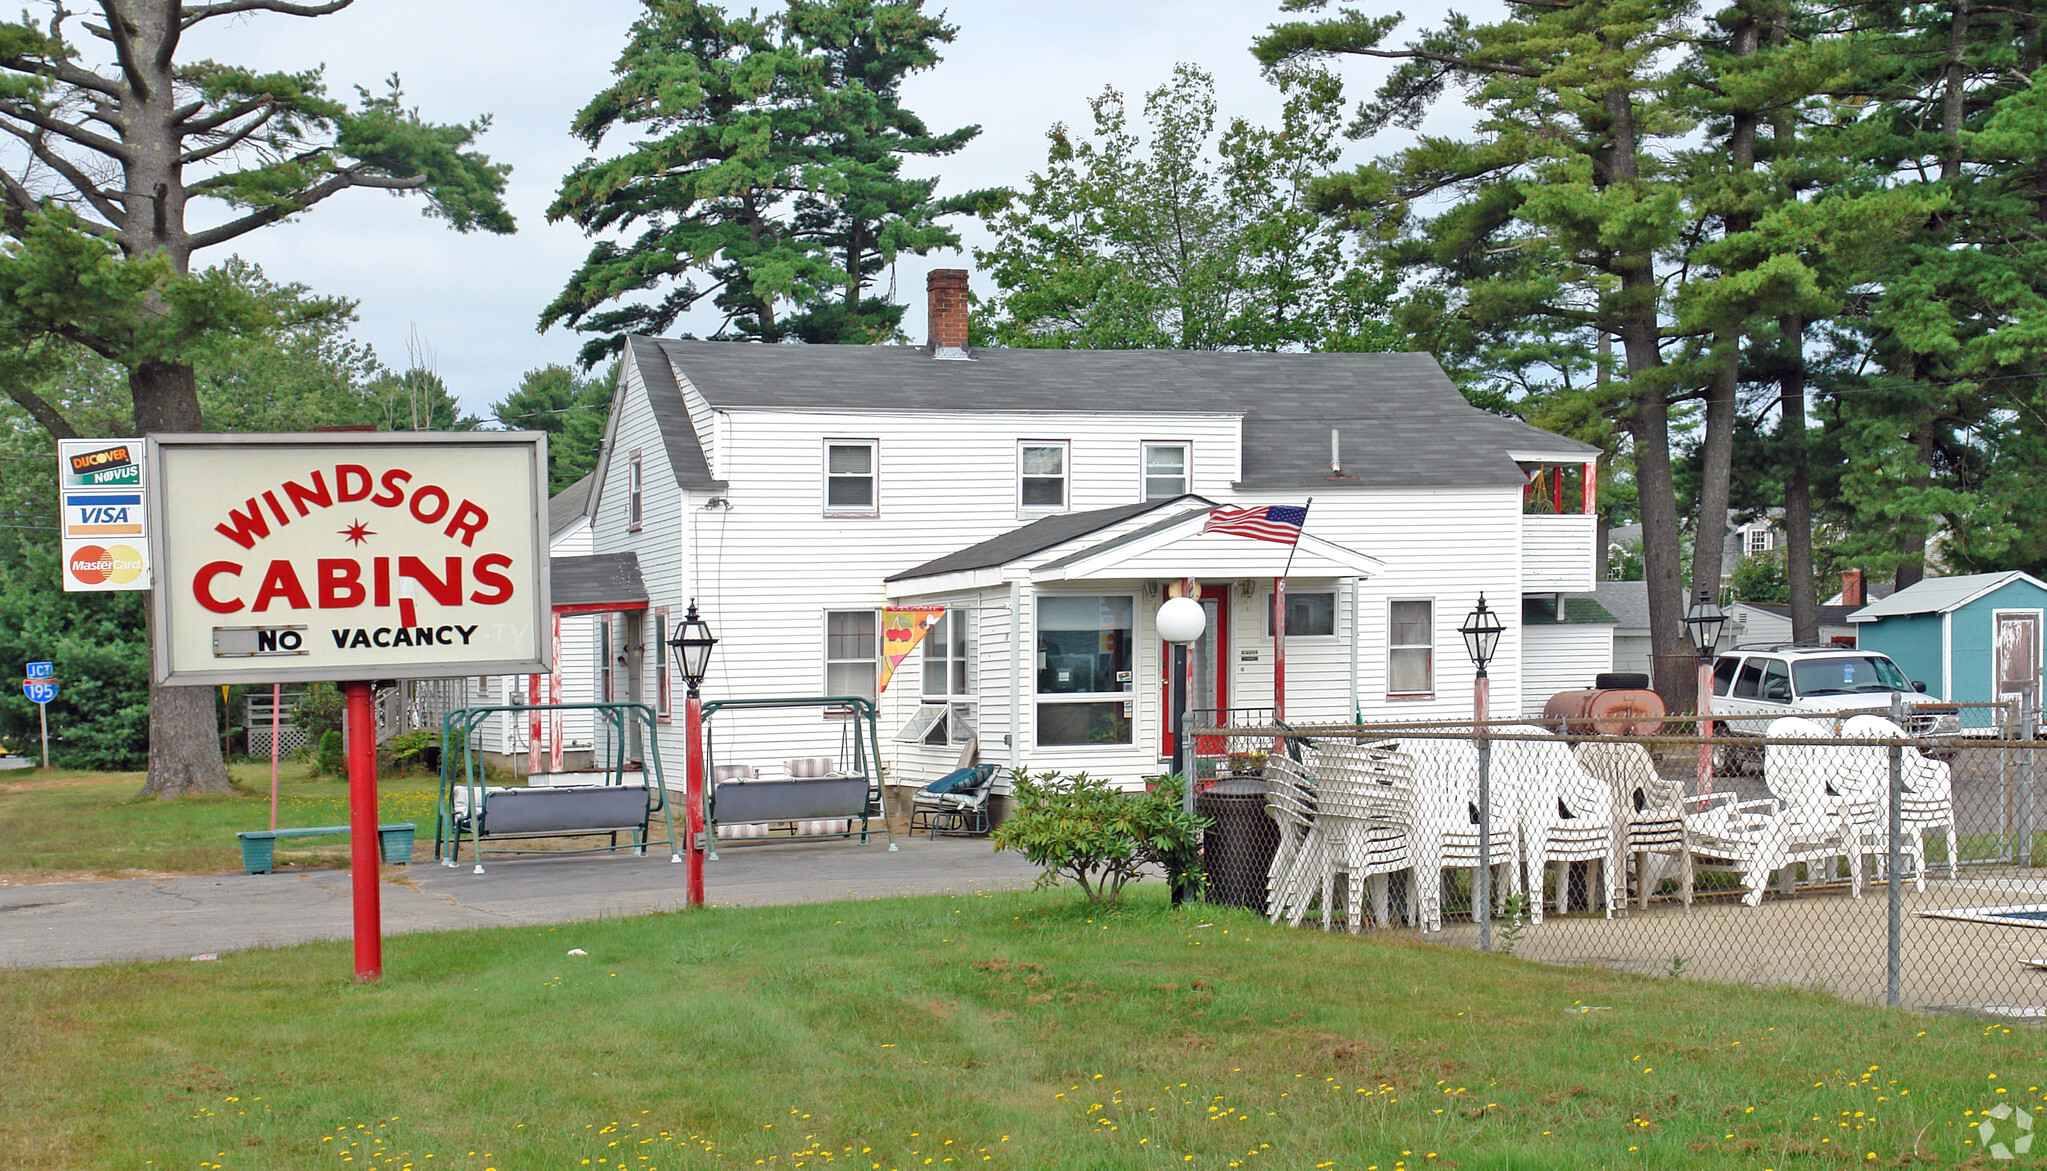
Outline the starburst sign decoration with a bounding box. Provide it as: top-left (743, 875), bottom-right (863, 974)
top-left (338, 519), bottom-right (375, 545)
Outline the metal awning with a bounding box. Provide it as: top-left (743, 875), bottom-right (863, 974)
top-left (551, 552), bottom-right (649, 614)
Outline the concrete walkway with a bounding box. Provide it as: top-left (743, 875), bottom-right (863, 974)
top-left (0, 835), bottom-right (1041, 969)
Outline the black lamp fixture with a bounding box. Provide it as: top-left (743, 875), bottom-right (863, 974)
top-left (668, 599), bottom-right (717, 698)
top-left (1684, 587), bottom-right (1727, 662)
top-left (1459, 594), bottom-right (1504, 677)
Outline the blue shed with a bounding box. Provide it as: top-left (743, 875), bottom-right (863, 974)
top-left (1848, 571), bottom-right (2047, 706)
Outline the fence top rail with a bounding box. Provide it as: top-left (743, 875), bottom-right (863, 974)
top-left (1195, 721), bottom-right (2036, 751)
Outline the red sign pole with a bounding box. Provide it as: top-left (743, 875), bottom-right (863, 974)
top-left (344, 680), bottom-right (382, 982)
top-left (685, 694), bottom-right (706, 906)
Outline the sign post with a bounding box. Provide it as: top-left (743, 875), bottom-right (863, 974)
top-left (146, 434), bottom-right (549, 982)
top-left (23, 662), bottom-right (53, 769)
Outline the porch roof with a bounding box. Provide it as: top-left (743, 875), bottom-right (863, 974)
top-left (552, 552), bottom-right (649, 613)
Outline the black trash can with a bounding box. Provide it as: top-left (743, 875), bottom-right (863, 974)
top-left (1195, 778), bottom-right (1278, 912)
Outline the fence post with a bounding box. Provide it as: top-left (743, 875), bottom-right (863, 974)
top-left (2002, 700), bottom-right (2016, 864)
top-left (1887, 725), bottom-right (1904, 1010)
top-left (2023, 698), bottom-right (2038, 869)
top-left (1477, 728), bottom-right (1492, 953)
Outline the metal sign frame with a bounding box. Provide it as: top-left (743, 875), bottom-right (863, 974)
top-left (147, 432), bottom-right (552, 685)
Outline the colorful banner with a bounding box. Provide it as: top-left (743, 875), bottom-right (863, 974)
top-left (878, 606), bottom-right (944, 692)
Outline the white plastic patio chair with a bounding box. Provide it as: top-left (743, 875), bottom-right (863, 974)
top-left (1307, 740), bottom-right (1418, 932)
top-left (1395, 735), bottom-right (1519, 933)
top-left (1837, 713), bottom-right (1957, 889)
top-left (1685, 717), bottom-right (1861, 906)
top-left (1574, 739), bottom-right (1690, 908)
top-left (1490, 725), bottom-right (1615, 922)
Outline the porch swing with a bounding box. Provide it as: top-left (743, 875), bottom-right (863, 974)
top-left (698, 695), bottom-right (896, 856)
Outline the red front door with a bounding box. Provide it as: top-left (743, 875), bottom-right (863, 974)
top-left (1162, 585), bottom-right (1230, 760)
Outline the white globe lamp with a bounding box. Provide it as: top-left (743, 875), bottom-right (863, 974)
top-left (1157, 595), bottom-right (1207, 645)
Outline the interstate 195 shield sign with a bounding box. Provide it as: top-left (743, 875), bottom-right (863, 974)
top-left (149, 433), bottom-right (550, 685)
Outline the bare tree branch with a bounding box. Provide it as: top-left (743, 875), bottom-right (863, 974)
top-left (178, 108), bottom-right (280, 165)
top-left (86, 3), bottom-right (151, 101)
top-left (175, 95), bottom-right (273, 137)
top-left (0, 98), bottom-right (131, 160)
top-left (0, 121), bottom-right (125, 222)
top-left (184, 166), bottom-right (421, 250)
top-left (180, 0), bottom-right (353, 30)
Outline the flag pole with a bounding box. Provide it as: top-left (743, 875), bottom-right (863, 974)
top-left (1273, 498), bottom-right (1311, 730)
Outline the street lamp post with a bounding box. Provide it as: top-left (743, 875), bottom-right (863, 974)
top-left (667, 600), bottom-right (718, 907)
top-left (1157, 594), bottom-right (1207, 907)
top-left (1459, 594), bottom-right (1503, 952)
top-left (1684, 587), bottom-right (1728, 796)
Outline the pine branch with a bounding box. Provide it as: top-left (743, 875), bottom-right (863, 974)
top-left (183, 166), bottom-right (421, 250)
top-left (0, 120), bottom-right (125, 223)
top-left (180, 0), bottom-right (353, 29)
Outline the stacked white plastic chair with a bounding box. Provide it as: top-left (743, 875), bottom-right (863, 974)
top-left (1397, 735), bottom-right (1519, 932)
top-left (1575, 739), bottom-right (1691, 908)
top-left (1491, 726), bottom-right (1616, 922)
top-left (1308, 740), bottom-right (1418, 932)
top-left (1263, 756), bottom-right (1327, 927)
top-left (1686, 716), bottom-right (1861, 906)
top-left (1836, 713), bottom-right (1957, 889)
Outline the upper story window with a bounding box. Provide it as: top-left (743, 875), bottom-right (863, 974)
top-left (825, 440), bottom-right (878, 515)
top-left (1745, 528), bottom-right (1773, 555)
top-left (1019, 441), bottom-right (1068, 512)
top-left (1387, 599), bottom-right (1434, 697)
top-left (1142, 442), bottom-right (1189, 500)
top-left (628, 450), bottom-right (644, 530)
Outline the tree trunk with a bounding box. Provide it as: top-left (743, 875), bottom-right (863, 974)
top-left (130, 358), bottom-right (231, 798)
top-left (1780, 314), bottom-right (1818, 642)
top-left (1896, 419), bottom-right (1936, 590)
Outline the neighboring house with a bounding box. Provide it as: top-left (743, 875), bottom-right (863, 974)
top-left (1724, 511), bottom-right (1781, 571)
top-left (570, 269), bottom-right (1600, 792)
top-left (1592, 579), bottom-right (1652, 677)
top-left (1519, 593), bottom-right (1619, 714)
top-left (1848, 570), bottom-right (2047, 708)
top-left (476, 474), bottom-right (605, 770)
top-left (1725, 602), bottom-right (1858, 649)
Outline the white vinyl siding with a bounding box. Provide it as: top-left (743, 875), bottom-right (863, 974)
top-left (1521, 622), bottom-right (1618, 715)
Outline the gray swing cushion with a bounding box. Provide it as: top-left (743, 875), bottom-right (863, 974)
top-left (483, 786), bottom-right (650, 834)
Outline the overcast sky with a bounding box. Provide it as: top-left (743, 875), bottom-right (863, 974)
top-left (191, 1), bottom-right (1461, 418)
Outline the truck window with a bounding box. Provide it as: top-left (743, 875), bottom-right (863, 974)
top-left (1733, 659), bottom-right (1764, 699)
top-left (1713, 656), bottom-right (1740, 696)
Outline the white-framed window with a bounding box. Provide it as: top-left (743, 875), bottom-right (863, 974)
top-left (825, 439), bottom-right (878, 515)
top-left (1018, 441), bottom-right (1068, 512)
top-left (628, 450), bottom-right (643, 530)
top-left (1746, 528), bottom-right (1773, 554)
top-left (599, 614), bottom-right (616, 702)
top-left (907, 609), bottom-right (978, 746)
top-left (1387, 599), bottom-right (1434, 697)
top-left (1036, 595), bottom-right (1134, 746)
top-left (653, 607), bottom-right (671, 721)
top-left (1142, 442), bottom-right (1189, 500)
top-left (1268, 591), bottom-right (1337, 638)
top-left (824, 610), bottom-right (879, 700)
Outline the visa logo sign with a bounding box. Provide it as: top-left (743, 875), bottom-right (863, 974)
top-left (63, 492), bottom-right (144, 538)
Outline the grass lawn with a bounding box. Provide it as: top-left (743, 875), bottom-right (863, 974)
top-left (0, 761), bottom-right (445, 879)
top-left (3, 886), bottom-right (2043, 1170)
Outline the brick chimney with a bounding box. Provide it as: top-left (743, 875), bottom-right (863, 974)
top-left (927, 268), bottom-right (970, 359)
top-left (1841, 569), bottom-right (1865, 607)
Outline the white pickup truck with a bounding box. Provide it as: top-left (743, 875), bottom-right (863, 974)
top-left (1709, 645), bottom-right (1959, 739)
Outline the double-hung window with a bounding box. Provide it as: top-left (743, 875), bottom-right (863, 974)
top-left (901, 610), bottom-right (978, 746)
top-left (1035, 596), bottom-right (1133, 745)
top-left (1019, 441), bottom-right (1068, 512)
top-left (825, 440), bottom-right (878, 515)
top-left (652, 607), bottom-right (671, 721)
top-left (627, 451), bottom-right (644, 530)
top-left (1142, 442), bottom-right (1189, 500)
top-left (824, 610), bottom-right (879, 700)
top-left (1387, 600), bottom-right (1434, 696)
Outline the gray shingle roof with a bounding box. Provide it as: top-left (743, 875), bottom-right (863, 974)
top-left (1523, 594), bottom-right (1619, 625)
top-left (1591, 580), bottom-right (1651, 631)
top-left (552, 552), bottom-right (649, 610)
top-left (549, 473), bottom-right (593, 539)
top-left (1849, 570), bottom-right (2047, 620)
top-left (887, 497), bottom-right (1199, 583)
top-left (628, 336), bottom-right (725, 491)
top-left (639, 339), bottom-right (1595, 491)
top-left (1742, 602), bottom-right (1857, 627)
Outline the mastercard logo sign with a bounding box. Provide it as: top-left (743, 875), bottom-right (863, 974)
top-left (69, 544), bottom-right (145, 586)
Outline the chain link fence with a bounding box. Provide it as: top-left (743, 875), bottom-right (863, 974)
top-left (1199, 702), bottom-right (2047, 1014)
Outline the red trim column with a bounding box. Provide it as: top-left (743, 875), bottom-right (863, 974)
top-left (1273, 578), bottom-right (1287, 723)
top-left (1697, 660), bottom-right (1716, 796)
top-left (345, 680), bottom-right (381, 982)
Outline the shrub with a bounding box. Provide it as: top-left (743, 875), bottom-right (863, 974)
top-left (314, 730), bottom-right (343, 776)
top-left (386, 729), bottom-right (438, 772)
top-left (991, 771), bottom-right (1208, 904)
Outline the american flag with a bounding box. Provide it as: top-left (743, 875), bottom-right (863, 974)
top-left (1202, 504), bottom-right (1308, 546)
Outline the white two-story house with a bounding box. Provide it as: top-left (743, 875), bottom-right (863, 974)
top-left (558, 270), bottom-right (1599, 795)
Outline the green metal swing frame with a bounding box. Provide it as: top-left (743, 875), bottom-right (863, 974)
top-left (698, 695), bottom-right (895, 856)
